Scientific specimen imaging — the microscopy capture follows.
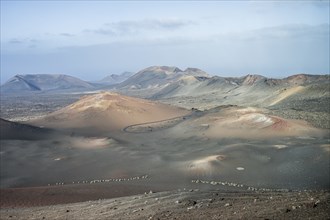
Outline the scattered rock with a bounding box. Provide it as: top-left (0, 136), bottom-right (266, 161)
top-left (184, 200), bottom-right (197, 206)
top-left (187, 206), bottom-right (195, 210)
top-left (313, 200), bottom-right (320, 208)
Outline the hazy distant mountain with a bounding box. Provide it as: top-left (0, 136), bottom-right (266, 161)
top-left (1, 74), bottom-right (95, 93)
top-left (117, 66), bottom-right (210, 90)
top-left (150, 73), bottom-right (329, 99)
top-left (113, 66), bottom-right (329, 102)
top-left (99, 72), bottom-right (134, 85)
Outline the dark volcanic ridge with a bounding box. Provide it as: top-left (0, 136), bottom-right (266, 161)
top-left (0, 118), bottom-right (53, 140)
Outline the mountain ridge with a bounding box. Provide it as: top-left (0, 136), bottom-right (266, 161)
top-left (1, 67), bottom-right (328, 97)
top-left (99, 72), bottom-right (134, 85)
top-left (1, 74), bottom-right (95, 93)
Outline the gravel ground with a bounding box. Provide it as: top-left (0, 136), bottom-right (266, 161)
top-left (1, 190), bottom-right (329, 220)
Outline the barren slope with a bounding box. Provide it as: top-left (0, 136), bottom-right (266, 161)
top-left (115, 66), bottom-right (210, 97)
top-left (31, 92), bottom-right (190, 133)
top-left (0, 118), bottom-right (53, 140)
top-left (165, 106), bottom-right (326, 140)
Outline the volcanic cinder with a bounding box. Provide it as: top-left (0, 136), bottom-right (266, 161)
top-left (0, 67), bottom-right (329, 219)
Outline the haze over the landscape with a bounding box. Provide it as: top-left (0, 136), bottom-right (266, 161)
top-left (1, 1), bottom-right (329, 83)
top-left (0, 1), bottom-right (330, 219)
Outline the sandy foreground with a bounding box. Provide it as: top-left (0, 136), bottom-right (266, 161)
top-left (0, 189), bottom-right (329, 220)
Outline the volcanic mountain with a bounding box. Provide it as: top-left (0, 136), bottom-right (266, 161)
top-left (116, 66), bottom-right (209, 90)
top-left (112, 66), bottom-right (328, 110)
top-left (31, 92), bottom-right (190, 133)
top-left (1, 74), bottom-right (94, 93)
top-left (151, 73), bottom-right (329, 99)
top-left (99, 72), bottom-right (134, 85)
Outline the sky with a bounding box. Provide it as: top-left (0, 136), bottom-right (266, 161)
top-left (1, 1), bottom-right (329, 83)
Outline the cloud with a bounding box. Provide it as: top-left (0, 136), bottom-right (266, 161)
top-left (8, 38), bottom-right (39, 44)
top-left (86, 18), bottom-right (196, 36)
top-left (28, 44), bottom-right (37, 49)
top-left (8, 39), bottom-right (23, 44)
top-left (225, 23), bottom-right (329, 41)
top-left (84, 28), bottom-right (116, 36)
top-left (105, 19), bottom-right (195, 30)
top-left (257, 23), bottom-right (329, 39)
top-left (309, 0), bottom-right (330, 8)
top-left (59, 33), bottom-right (75, 37)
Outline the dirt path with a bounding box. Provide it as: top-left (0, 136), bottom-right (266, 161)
top-left (122, 112), bottom-right (193, 133)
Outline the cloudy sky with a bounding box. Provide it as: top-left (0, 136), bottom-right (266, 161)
top-left (1, 1), bottom-right (329, 83)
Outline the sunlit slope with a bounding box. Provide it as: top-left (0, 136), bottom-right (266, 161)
top-left (168, 106), bottom-right (325, 139)
top-left (32, 92), bottom-right (190, 132)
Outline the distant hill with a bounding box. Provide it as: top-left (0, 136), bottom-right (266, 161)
top-left (116, 66), bottom-right (209, 90)
top-left (111, 67), bottom-right (328, 123)
top-left (149, 73), bottom-right (329, 101)
top-left (99, 72), bottom-right (134, 85)
top-left (110, 67), bottom-right (329, 116)
top-left (1, 74), bottom-right (95, 93)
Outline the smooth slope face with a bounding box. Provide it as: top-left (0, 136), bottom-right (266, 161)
top-left (31, 92), bottom-right (190, 133)
top-left (269, 86), bottom-right (305, 106)
top-left (1, 74), bottom-right (94, 93)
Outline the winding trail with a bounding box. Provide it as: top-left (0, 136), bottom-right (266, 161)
top-left (122, 112), bottom-right (193, 133)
